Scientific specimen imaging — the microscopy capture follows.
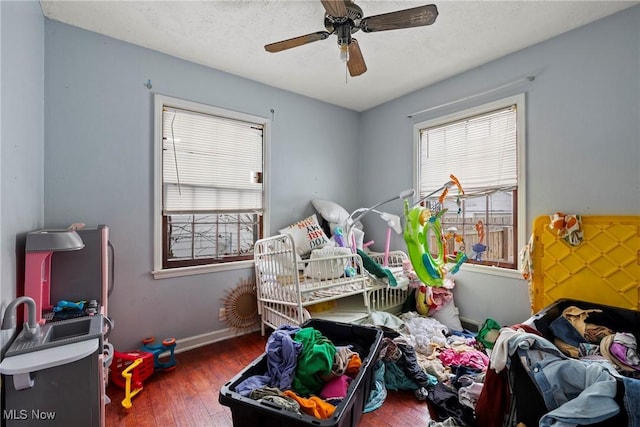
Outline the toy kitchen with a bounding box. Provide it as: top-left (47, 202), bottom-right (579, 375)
top-left (0, 225), bottom-right (114, 427)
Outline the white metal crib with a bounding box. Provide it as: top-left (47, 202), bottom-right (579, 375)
top-left (254, 233), bottom-right (409, 335)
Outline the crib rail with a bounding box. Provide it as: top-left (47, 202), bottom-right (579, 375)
top-left (254, 235), bottom-right (411, 334)
top-left (254, 234), bottom-right (369, 333)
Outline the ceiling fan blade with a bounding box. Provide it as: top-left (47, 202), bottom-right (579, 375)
top-left (347, 39), bottom-right (367, 77)
top-left (360, 4), bottom-right (438, 33)
top-left (321, 0), bottom-right (348, 18)
top-left (265, 31), bottom-right (331, 53)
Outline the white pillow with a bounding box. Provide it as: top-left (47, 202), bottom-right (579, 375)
top-left (311, 199), bottom-right (350, 225)
top-left (304, 246), bottom-right (353, 280)
top-left (255, 251), bottom-right (300, 276)
top-left (279, 214), bottom-right (330, 256)
top-left (430, 299), bottom-right (464, 332)
top-left (255, 261), bottom-right (291, 282)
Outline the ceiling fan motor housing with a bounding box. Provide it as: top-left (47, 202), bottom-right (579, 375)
top-left (324, 2), bottom-right (363, 38)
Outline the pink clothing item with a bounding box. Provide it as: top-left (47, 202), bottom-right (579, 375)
top-left (614, 332), bottom-right (640, 365)
top-left (429, 287), bottom-right (453, 313)
top-left (320, 375), bottom-right (351, 400)
top-left (438, 348), bottom-right (490, 371)
top-left (610, 343), bottom-right (630, 365)
top-left (610, 342), bottom-right (640, 370)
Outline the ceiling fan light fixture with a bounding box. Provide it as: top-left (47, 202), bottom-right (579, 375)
top-left (335, 23), bottom-right (352, 62)
top-left (339, 43), bottom-right (349, 62)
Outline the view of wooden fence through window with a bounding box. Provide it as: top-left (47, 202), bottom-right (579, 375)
top-left (426, 196), bottom-right (515, 267)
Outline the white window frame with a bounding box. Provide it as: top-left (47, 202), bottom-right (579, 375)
top-left (152, 94), bottom-right (270, 279)
top-left (413, 93), bottom-right (526, 277)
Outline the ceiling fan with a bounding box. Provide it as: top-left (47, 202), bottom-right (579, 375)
top-left (264, 0), bottom-right (438, 77)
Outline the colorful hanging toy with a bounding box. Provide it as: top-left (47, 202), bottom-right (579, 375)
top-left (472, 220), bottom-right (488, 261)
top-left (403, 174), bottom-right (467, 288)
top-left (444, 227), bottom-right (465, 258)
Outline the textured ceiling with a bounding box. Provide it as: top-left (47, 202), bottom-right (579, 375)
top-left (40, 0), bottom-right (639, 111)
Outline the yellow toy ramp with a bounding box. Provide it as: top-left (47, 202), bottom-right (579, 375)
top-left (531, 215), bottom-right (640, 313)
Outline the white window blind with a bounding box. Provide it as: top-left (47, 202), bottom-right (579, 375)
top-left (419, 105), bottom-right (517, 196)
top-left (162, 107), bottom-right (264, 214)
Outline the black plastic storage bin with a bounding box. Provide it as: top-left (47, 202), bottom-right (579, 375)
top-left (510, 298), bottom-right (640, 427)
top-left (218, 319), bottom-right (383, 427)
top-left (526, 299), bottom-right (640, 338)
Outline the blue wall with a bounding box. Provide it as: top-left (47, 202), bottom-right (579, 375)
top-left (359, 6), bottom-right (640, 326)
top-left (0, 1), bottom-right (44, 352)
top-left (43, 21), bottom-right (360, 350)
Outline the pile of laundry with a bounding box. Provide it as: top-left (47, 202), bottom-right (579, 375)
top-left (475, 305), bottom-right (640, 427)
top-left (234, 324), bottom-right (366, 420)
top-left (363, 311), bottom-right (491, 427)
top-left (548, 305), bottom-right (640, 376)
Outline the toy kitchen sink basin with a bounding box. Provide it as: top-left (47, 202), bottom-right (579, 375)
top-left (4, 315), bottom-right (103, 357)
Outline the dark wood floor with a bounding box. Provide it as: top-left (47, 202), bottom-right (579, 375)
top-left (105, 331), bottom-right (433, 426)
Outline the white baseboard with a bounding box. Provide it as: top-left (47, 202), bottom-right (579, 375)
top-left (172, 326), bottom-right (261, 355)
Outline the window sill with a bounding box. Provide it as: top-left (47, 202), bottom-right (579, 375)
top-left (457, 262), bottom-right (524, 280)
top-left (152, 259), bottom-right (255, 279)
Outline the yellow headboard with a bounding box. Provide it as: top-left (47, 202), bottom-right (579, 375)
top-left (531, 215), bottom-right (640, 312)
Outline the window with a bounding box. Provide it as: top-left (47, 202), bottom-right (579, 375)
top-left (414, 94), bottom-right (525, 270)
top-left (153, 95), bottom-right (269, 277)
